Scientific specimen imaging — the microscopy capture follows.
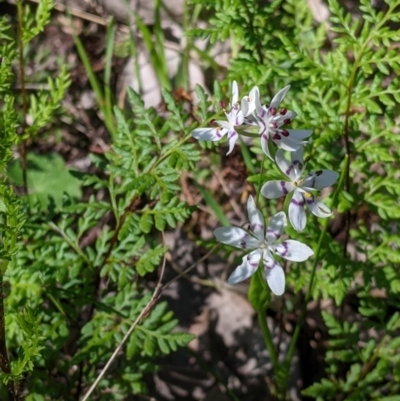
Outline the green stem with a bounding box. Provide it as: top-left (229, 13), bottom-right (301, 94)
top-left (279, 155), bottom-right (349, 394)
top-left (256, 154), bottom-right (267, 206)
top-left (257, 307), bottom-right (278, 369)
top-left (48, 222), bottom-right (93, 267)
top-left (71, 19), bottom-right (117, 139)
top-left (254, 267), bottom-right (279, 370)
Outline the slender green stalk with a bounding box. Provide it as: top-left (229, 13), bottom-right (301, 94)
top-left (257, 308), bottom-right (278, 368)
top-left (134, 13), bottom-right (171, 91)
top-left (196, 185), bottom-right (231, 226)
top-left (256, 154), bottom-right (267, 206)
top-left (239, 137), bottom-right (255, 174)
top-left (104, 20), bottom-right (116, 133)
top-left (71, 18), bottom-right (117, 139)
top-left (48, 222), bottom-right (93, 267)
top-left (254, 267), bottom-right (278, 370)
top-left (279, 155), bottom-right (349, 395)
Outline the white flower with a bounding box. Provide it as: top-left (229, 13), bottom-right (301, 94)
top-left (192, 81), bottom-right (245, 155)
top-left (254, 85), bottom-right (312, 159)
top-left (261, 148), bottom-right (339, 232)
top-left (214, 196), bottom-right (314, 296)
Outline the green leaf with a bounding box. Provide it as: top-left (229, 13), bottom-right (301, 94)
top-left (196, 185), bottom-right (230, 226)
top-left (136, 245), bottom-right (165, 276)
top-left (8, 153), bottom-right (82, 209)
top-left (140, 213), bottom-right (153, 234)
top-left (157, 338), bottom-right (170, 354)
top-left (302, 378), bottom-right (337, 398)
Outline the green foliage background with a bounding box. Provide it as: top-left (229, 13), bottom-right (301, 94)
top-left (0, 2), bottom-right (197, 399)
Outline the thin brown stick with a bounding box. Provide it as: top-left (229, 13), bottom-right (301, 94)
top-left (80, 288), bottom-right (162, 401)
top-left (23, 0), bottom-right (115, 27)
top-left (162, 245), bottom-right (219, 291)
top-left (80, 241), bottom-right (218, 401)
top-left (80, 232), bottom-right (168, 401)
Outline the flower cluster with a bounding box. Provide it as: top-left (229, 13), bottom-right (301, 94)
top-left (192, 82), bottom-right (338, 295)
top-left (192, 81), bottom-right (312, 159)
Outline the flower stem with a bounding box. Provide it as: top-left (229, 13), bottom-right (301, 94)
top-left (279, 155), bottom-right (348, 395)
top-left (257, 307), bottom-right (278, 369)
top-left (254, 267), bottom-right (278, 370)
top-left (256, 154), bottom-right (267, 207)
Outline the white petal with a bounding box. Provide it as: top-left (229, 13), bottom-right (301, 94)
top-left (226, 130), bottom-right (238, 155)
top-left (192, 127), bottom-right (227, 141)
top-left (305, 195), bottom-right (333, 218)
top-left (288, 191), bottom-right (307, 232)
top-left (283, 110), bottom-right (297, 120)
top-left (214, 227), bottom-right (260, 249)
top-left (270, 85), bottom-right (290, 109)
top-left (231, 80), bottom-right (239, 105)
top-left (248, 86), bottom-right (260, 115)
top-left (261, 180), bottom-right (294, 199)
top-left (265, 211), bottom-right (287, 243)
top-left (277, 134), bottom-right (306, 151)
top-left (277, 137), bottom-right (302, 151)
top-left (303, 170), bottom-right (339, 189)
top-left (273, 240), bottom-right (314, 262)
top-left (241, 97), bottom-right (249, 117)
top-left (290, 147), bottom-right (306, 179)
top-left (255, 98), bottom-right (266, 117)
top-left (290, 147), bottom-right (304, 164)
top-left (271, 111), bottom-right (298, 127)
top-left (226, 108), bottom-right (244, 127)
top-left (260, 132), bottom-right (273, 160)
top-left (264, 260), bottom-right (285, 296)
top-left (228, 250), bottom-right (261, 285)
top-left (287, 129), bottom-right (313, 139)
top-left (247, 196), bottom-right (265, 241)
top-left (275, 149), bottom-right (294, 179)
top-left (249, 86), bottom-right (260, 99)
